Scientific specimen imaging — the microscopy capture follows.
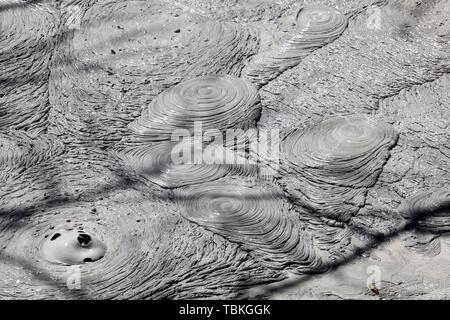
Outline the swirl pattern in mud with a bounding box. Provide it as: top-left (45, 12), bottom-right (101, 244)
top-left (175, 178), bottom-right (325, 272)
top-left (399, 189), bottom-right (450, 233)
top-left (402, 231), bottom-right (442, 257)
top-left (41, 228), bottom-right (107, 265)
top-left (128, 75), bottom-right (261, 144)
top-left (0, 190), bottom-right (282, 299)
top-left (2, 0), bottom-right (450, 301)
top-left (118, 138), bottom-right (259, 189)
top-left (49, 0), bottom-right (259, 148)
top-left (243, 6), bottom-right (348, 86)
top-left (0, 129), bottom-right (280, 299)
top-left (282, 115), bottom-right (398, 221)
top-left (0, 0), bottom-right (58, 131)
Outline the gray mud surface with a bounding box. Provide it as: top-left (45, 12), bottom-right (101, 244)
top-left (0, 0), bottom-right (449, 299)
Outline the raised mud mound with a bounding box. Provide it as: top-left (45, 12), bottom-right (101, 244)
top-left (282, 115), bottom-right (398, 222)
top-left (242, 6), bottom-right (348, 86)
top-left (1, 0), bottom-right (450, 300)
top-left (41, 228), bottom-right (107, 265)
top-left (1, 194), bottom-right (281, 299)
top-left (118, 74), bottom-right (261, 188)
top-left (175, 178), bottom-right (326, 272)
top-left (0, 1), bottom-right (58, 131)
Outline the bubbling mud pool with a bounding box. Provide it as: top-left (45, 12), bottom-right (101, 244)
top-left (1, 0), bottom-right (450, 300)
top-left (41, 228), bottom-right (106, 265)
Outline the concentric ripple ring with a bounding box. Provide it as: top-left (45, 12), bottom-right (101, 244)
top-left (243, 6), bottom-right (348, 86)
top-left (282, 115), bottom-right (398, 221)
top-left (175, 178), bottom-right (325, 272)
top-left (129, 75), bottom-right (261, 143)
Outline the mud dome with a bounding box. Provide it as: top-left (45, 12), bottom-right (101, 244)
top-left (0, 0), bottom-right (449, 300)
top-left (41, 228), bottom-right (106, 265)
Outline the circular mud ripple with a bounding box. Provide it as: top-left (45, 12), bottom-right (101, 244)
top-left (399, 189), bottom-right (450, 233)
top-left (0, 194), bottom-right (280, 299)
top-left (128, 75), bottom-right (261, 143)
top-left (243, 6), bottom-right (348, 86)
top-left (284, 115), bottom-right (397, 187)
top-left (49, 0), bottom-right (259, 148)
top-left (118, 137), bottom-right (259, 188)
top-left (41, 229), bottom-right (106, 265)
top-left (300, 212), bottom-right (354, 261)
top-left (402, 231), bottom-right (441, 257)
top-left (0, 1), bottom-right (58, 131)
top-left (0, 131), bottom-right (66, 196)
top-left (175, 178), bottom-right (325, 272)
top-left (0, 133), bottom-right (281, 298)
top-left (282, 115), bottom-right (397, 221)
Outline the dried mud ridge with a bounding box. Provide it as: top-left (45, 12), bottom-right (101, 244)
top-left (0, 0), bottom-right (449, 299)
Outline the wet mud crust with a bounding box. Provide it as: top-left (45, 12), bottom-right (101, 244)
top-left (0, 0), bottom-right (449, 299)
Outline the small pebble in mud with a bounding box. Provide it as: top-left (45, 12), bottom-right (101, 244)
top-left (174, 29), bottom-right (181, 33)
top-left (41, 229), bottom-right (106, 265)
top-left (111, 49), bottom-right (116, 54)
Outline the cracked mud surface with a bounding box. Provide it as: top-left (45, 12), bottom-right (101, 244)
top-left (0, 0), bottom-right (449, 299)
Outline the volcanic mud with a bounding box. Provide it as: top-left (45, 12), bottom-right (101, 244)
top-left (0, 0), bottom-right (449, 299)
top-left (242, 6), bottom-right (349, 86)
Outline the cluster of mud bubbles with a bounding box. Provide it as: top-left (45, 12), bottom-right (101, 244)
top-left (0, 0), bottom-right (449, 299)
